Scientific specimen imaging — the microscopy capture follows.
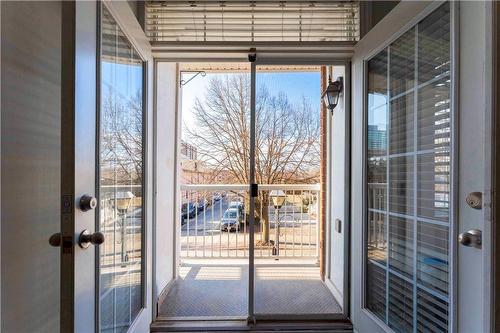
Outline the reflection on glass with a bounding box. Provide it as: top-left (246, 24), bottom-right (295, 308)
top-left (389, 28), bottom-right (415, 97)
top-left (389, 217), bottom-right (413, 277)
top-left (365, 3), bottom-right (451, 332)
top-left (367, 211), bottom-right (387, 264)
top-left (389, 156), bottom-right (414, 215)
top-left (418, 4), bottom-right (450, 83)
top-left (417, 78), bottom-right (451, 152)
top-left (388, 273), bottom-right (413, 333)
top-left (99, 6), bottom-right (144, 333)
top-left (366, 262), bottom-right (386, 320)
top-left (390, 93), bottom-right (414, 155)
top-left (418, 153), bottom-right (450, 221)
top-left (417, 222), bottom-right (449, 296)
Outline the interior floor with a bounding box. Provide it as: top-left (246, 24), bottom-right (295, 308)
top-left (158, 259), bottom-right (341, 319)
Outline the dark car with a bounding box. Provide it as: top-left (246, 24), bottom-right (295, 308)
top-left (181, 203), bottom-right (197, 222)
top-left (196, 199), bottom-right (209, 212)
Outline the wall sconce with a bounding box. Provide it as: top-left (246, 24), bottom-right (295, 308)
top-left (322, 76), bottom-right (343, 114)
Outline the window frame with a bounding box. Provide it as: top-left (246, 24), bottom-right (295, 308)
top-left (360, 2), bottom-right (459, 332)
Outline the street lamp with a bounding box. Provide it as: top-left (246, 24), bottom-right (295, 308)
top-left (322, 76), bottom-right (343, 114)
top-left (114, 190), bottom-right (135, 264)
top-left (270, 190), bottom-right (286, 257)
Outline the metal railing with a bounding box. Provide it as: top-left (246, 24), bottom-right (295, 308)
top-left (180, 184), bottom-right (320, 259)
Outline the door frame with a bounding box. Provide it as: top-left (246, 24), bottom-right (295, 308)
top-left (248, 57), bottom-right (351, 322)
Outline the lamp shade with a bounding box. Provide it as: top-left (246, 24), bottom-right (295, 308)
top-left (321, 76), bottom-right (343, 111)
top-left (269, 190), bottom-right (286, 209)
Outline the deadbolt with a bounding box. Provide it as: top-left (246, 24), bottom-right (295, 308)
top-left (466, 192), bottom-right (482, 210)
top-left (79, 194), bottom-right (97, 212)
top-left (78, 229), bottom-right (105, 248)
top-left (458, 229), bottom-right (482, 248)
top-left (49, 232), bottom-right (61, 247)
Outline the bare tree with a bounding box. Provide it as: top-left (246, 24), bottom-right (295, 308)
top-left (101, 87), bottom-right (143, 188)
top-left (187, 74), bottom-right (319, 243)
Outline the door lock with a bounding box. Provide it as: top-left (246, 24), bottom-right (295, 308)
top-left (78, 229), bottom-right (105, 249)
top-left (79, 194), bottom-right (97, 212)
top-left (458, 229), bottom-right (482, 249)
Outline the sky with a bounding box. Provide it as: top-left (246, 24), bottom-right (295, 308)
top-left (180, 70), bottom-right (321, 140)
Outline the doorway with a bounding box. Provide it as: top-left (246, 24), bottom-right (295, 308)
top-left (154, 61), bottom-right (349, 323)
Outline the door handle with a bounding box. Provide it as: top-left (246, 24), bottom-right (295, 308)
top-left (458, 229), bottom-right (482, 249)
top-left (49, 232), bottom-right (62, 247)
top-left (78, 229), bottom-right (105, 249)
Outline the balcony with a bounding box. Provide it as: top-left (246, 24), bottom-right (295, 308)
top-left (180, 184), bottom-right (320, 259)
top-left (157, 183), bottom-right (342, 320)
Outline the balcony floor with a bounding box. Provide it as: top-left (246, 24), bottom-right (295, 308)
top-left (158, 258), bottom-right (341, 319)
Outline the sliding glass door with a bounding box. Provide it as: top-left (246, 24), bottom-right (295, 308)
top-left (245, 63), bottom-right (348, 320)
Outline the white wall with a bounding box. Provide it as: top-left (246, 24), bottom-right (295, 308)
top-left (155, 62), bottom-right (178, 303)
top-left (327, 65), bottom-right (347, 310)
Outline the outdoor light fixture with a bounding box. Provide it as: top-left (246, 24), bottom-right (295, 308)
top-left (322, 76), bottom-right (343, 113)
top-left (269, 189), bottom-right (286, 257)
top-left (270, 190), bottom-right (286, 209)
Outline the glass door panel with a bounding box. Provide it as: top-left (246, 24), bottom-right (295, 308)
top-left (365, 3), bottom-right (451, 332)
top-left (252, 65), bottom-right (339, 317)
top-left (99, 5), bottom-right (145, 332)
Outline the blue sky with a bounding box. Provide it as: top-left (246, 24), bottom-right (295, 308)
top-left (101, 61), bottom-right (143, 102)
top-left (181, 71), bottom-right (321, 139)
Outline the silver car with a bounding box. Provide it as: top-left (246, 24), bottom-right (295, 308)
top-left (220, 208), bottom-right (243, 232)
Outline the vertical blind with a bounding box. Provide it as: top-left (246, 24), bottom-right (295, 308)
top-left (366, 3), bottom-right (451, 333)
top-left (145, 1), bottom-right (359, 43)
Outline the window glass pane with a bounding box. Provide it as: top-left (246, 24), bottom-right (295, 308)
top-left (99, 6), bottom-right (144, 332)
top-left (418, 153), bottom-right (450, 221)
top-left (365, 3), bottom-right (450, 332)
top-left (389, 156), bottom-right (414, 215)
top-left (366, 262), bottom-right (386, 321)
top-left (368, 49), bottom-right (388, 113)
top-left (388, 274), bottom-right (413, 333)
top-left (417, 222), bottom-right (449, 296)
top-left (417, 78), bottom-right (450, 152)
top-left (417, 288), bottom-right (449, 333)
top-left (368, 211), bottom-right (387, 264)
top-left (390, 28), bottom-right (415, 97)
top-left (418, 3), bottom-right (450, 83)
top-left (368, 157), bottom-right (386, 210)
top-left (389, 217), bottom-right (413, 278)
top-left (390, 93), bottom-right (414, 154)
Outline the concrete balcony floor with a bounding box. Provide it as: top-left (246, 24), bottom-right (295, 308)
top-left (158, 258), bottom-right (341, 319)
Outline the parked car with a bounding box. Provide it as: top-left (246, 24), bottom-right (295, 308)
top-left (181, 203), bottom-right (197, 222)
top-left (213, 193), bottom-right (222, 202)
top-left (228, 201), bottom-right (244, 216)
top-left (196, 199), bottom-right (209, 212)
top-left (219, 208), bottom-right (243, 232)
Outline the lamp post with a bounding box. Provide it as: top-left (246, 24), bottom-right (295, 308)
top-left (321, 76), bottom-right (343, 114)
top-left (114, 190), bottom-right (135, 264)
top-left (270, 190), bottom-right (286, 257)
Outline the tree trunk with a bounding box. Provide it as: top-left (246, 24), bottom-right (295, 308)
top-left (246, 193), bottom-right (271, 244)
top-left (259, 194), bottom-right (270, 244)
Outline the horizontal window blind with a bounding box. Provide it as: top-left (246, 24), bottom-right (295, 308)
top-left (145, 1), bottom-right (359, 43)
top-left (365, 3), bottom-right (451, 333)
